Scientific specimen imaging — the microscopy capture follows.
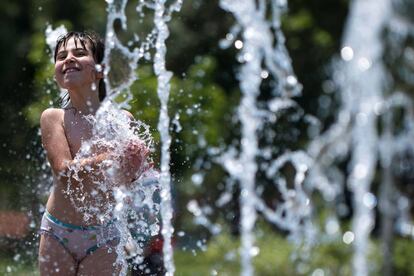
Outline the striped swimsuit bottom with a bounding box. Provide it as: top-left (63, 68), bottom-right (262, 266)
top-left (39, 210), bottom-right (120, 262)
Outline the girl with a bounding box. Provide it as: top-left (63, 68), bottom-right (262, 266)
top-left (38, 31), bottom-right (148, 275)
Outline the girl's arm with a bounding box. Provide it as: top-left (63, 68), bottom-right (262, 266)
top-left (40, 108), bottom-right (108, 181)
top-left (120, 110), bottom-right (150, 184)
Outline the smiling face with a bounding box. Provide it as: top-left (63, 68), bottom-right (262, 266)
top-left (54, 37), bottom-right (101, 91)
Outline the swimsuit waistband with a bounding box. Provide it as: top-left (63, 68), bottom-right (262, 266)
top-left (44, 210), bottom-right (115, 231)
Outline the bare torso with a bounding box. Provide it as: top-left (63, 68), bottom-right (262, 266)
top-left (45, 108), bottom-right (113, 226)
top-left (63, 108), bottom-right (94, 155)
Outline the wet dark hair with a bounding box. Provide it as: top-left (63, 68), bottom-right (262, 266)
top-left (54, 31), bottom-right (106, 106)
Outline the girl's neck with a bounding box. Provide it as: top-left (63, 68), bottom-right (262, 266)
top-left (67, 86), bottom-right (100, 115)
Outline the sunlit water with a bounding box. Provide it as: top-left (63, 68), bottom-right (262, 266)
top-left (218, 1), bottom-right (303, 275)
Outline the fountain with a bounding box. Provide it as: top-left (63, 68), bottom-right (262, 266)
top-left (4, 0), bottom-right (414, 275)
top-left (219, 0), bottom-right (414, 275)
top-left (218, 1), bottom-right (303, 275)
top-left (307, 0), bottom-right (414, 275)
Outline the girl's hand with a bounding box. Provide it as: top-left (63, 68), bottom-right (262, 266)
top-left (121, 139), bottom-right (150, 182)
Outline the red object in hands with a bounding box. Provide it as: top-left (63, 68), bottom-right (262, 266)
top-left (147, 235), bottom-right (176, 254)
top-left (122, 139), bottom-right (150, 179)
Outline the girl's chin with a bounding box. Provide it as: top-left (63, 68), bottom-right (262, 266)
top-left (61, 80), bottom-right (91, 90)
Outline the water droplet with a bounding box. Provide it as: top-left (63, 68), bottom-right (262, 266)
top-left (325, 217), bottom-right (339, 235)
top-left (357, 57), bottom-right (371, 71)
top-left (286, 75), bottom-right (298, 87)
top-left (172, 113), bottom-right (182, 132)
top-left (150, 224), bottom-right (160, 236)
top-left (191, 173), bottom-right (204, 186)
top-left (13, 254), bottom-right (21, 262)
top-left (187, 200), bottom-right (202, 216)
top-left (250, 246), bottom-right (260, 257)
top-left (312, 268), bottom-right (325, 276)
top-left (243, 52), bottom-right (253, 62)
top-left (353, 163), bottom-right (368, 179)
top-left (260, 70), bottom-right (269, 79)
top-left (343, 231), bottom-right (354, 244)
top-left (318, 95), bottom-right (331, 109)
top-left (374, 101), bottom-right (383, 115)
top-left (341, 46), bottom-right (354, 61)
top-left (234, 40), bottom-right (243, 49)
top-left (95, 64), bottom-right (103, 72)
top-left (363, 192), bottom-right (377, 209)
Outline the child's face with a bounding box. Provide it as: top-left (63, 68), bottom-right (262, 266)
top-left (54, 37), bottom-right (101, 91)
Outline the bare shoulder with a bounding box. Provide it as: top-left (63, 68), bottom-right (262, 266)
top-left (40, 108), bottom-right (64, 128)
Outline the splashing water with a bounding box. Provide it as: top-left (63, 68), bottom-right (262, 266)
top-left (43, 7), bottom-right (153, 276)
top-left (219, 1), bottom-right (304, 275)
top-left (45, 25), bottom-right (68, 61)
top-left (64, 104), bottom-right (158, 275)
top-left (104, 0), bottom-right (140, 99)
